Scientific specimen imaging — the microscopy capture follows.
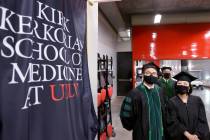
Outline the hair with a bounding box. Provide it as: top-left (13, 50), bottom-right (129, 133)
top-left (189, 84), bottom-right (193, 94)
top-left (142, 66), bottom-right (157, 74)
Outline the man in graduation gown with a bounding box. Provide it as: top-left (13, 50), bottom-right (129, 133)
top-left (159, 67), bottom-right (176, 101)
top-left (166, 71), bottom-right (210, 140)
top-left (120, 62), bottom-right (165, 140)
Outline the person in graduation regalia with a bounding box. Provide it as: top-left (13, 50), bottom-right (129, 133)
top-left (120, 62), bottom-right (165, 140)
top-left (159, 66), bottom-right (176, 101)
top-left (166, 71), bottom-right (210, 140)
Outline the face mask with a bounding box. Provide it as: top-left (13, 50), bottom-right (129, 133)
top-left (163, 73), bottom-right (171, 79)
top-left (144, 75), bottom-right (158, 85)
top-left (176, 85), bottom-right (189, 95)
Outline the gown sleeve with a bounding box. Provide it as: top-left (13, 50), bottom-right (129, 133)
top-left (120, 93), bottom-right (135, 131)
top-left (166, 100), bottom-right (187, 139)
top-left (195, 97), bottom-right (210, 140)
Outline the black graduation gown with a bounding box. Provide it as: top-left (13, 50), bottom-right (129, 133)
top-left (120, 85), bottom-right (166, 140)
top-left (166, 95), bottom-right (210, 140)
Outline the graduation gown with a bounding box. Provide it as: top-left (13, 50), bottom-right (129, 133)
top-left (120, 84), bottom-right (165, 140)
top-left (159, 78), bottom-right (176, 100)
top-left (166, 95), bottom-right (210, 140)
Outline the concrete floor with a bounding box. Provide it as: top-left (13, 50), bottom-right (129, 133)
top-left (110, 87), bottom-right (210, 140)
top-left (110, 96), bottom-right (132, 140)
top-left (193, 88), bottom-right (210, 127)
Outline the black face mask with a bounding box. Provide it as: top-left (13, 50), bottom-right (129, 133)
top-left (144, 75), bottom-right (158, 85)
top-left (163, 73), bottom-right (171, 79)
top-left (176, 85), bottom-right (189, 95)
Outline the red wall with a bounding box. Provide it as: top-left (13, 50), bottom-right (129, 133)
top-left (132, 23), bottom-right (210, 60)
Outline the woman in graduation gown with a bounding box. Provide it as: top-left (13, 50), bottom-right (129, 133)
top-left (166, 71), bottom-right (210, 140)
top-left (120, 62), bottom-right (166, 140)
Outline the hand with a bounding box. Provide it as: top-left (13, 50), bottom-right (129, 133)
top-left (184, 131), bottom-right (199, 140)
top-left (192, 135), bottom-right (199, 140)
top-left (187, 134), bottom-right (199, 140)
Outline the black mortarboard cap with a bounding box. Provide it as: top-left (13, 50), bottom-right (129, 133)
top-left (142, 62), bottom-right (160, 73)
top-left (161, 66), bottom-right (172, 71)
top-left (173, 71), bottom-right (197, 82)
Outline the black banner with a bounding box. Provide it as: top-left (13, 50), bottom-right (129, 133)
top-left (0, 0), bottom-right (97, 140)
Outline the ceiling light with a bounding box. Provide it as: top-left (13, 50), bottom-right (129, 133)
top-left (154, 14), bottom-right (162, 24)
